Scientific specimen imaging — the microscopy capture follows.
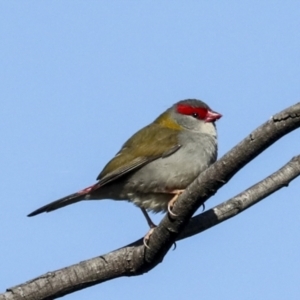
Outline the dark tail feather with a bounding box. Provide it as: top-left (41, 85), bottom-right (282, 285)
top-left (27, 184), bottom-right (96, 217)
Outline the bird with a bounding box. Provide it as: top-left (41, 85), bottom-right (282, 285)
top-left (28, 99), bottom-right (222, 245)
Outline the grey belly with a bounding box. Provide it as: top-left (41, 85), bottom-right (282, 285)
top-left (123, 135), bottom-right (217, 212)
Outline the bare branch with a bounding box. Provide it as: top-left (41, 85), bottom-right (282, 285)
top-left (178, 155), bottom-right (300, 240)
top-left (1, 103), bottom-right (299, 300)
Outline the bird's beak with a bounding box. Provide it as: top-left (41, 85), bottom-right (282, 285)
top-left (205, 110), bottom-right (222, 122)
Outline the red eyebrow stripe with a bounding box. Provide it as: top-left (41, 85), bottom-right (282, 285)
top-left (176, 104), bottom-right (208, 119)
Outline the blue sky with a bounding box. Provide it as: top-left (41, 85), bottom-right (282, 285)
top-left (1, 2), bottom-right (300, 299)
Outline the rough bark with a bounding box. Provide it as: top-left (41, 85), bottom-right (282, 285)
top-left (1, 103), bottom-right (299, 300)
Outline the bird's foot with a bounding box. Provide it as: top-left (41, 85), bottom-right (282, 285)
top-left (140, 208), bottom-right (157, 249)
top-left (143, 226), bottom-right (177, 250)
top-left (167, 189), bottom-right (185, 217)
top-left (143, 226), bottom-right (156, 249)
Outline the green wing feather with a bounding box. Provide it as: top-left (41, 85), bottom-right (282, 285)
top-left (96, 123), bottom-right (181, 186)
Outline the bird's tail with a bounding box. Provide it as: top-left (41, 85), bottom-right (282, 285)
top-left (27, 184), bottom-right (98, 217)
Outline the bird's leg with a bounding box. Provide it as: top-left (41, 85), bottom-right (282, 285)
top-left (141, 207), bottom-right (177, 251)
top-left (141, 208), bottom-right (156, 249)
top-left (141, 207), bottom-right (156, 228)
top-left (167, 189), bottom-right (185, 216)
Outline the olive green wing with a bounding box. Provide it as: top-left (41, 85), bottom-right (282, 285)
top-left (96, 123), bottom-right (181, 186)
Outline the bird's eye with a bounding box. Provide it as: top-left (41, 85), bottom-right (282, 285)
top-left (192, 113), bottom-right (199, 118)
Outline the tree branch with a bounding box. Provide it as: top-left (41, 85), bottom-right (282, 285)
top-left (1, 103), bottom-right (299, 300)
top-left (178, 154), bottom-right (300, 240)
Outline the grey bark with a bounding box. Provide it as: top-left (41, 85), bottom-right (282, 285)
top-left (1, 103), bottom-right (300, 300)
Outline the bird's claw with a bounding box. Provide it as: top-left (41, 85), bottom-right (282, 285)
top-left (143, 227), bottom-right (156, 249)
top-left (167, 190), bottom-right (184, 217)
top-left (201, 203), bottom-right (205, 212)
top-left (168, 200), bottom-right (178, 217)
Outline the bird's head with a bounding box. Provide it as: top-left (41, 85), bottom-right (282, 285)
top-left (155, 99), bottom-right (222, 135)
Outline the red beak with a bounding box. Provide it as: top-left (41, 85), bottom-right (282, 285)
top-left (205, 110), bottom-right (222, 122)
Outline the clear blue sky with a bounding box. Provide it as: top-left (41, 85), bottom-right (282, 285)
top-left (1, 2), bottom-right (300, 299)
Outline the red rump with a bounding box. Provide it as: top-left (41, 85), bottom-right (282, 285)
top-left (176, 104), bottom-right (208, 120)
top-left (78, 185), bottom-right (95, 195)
